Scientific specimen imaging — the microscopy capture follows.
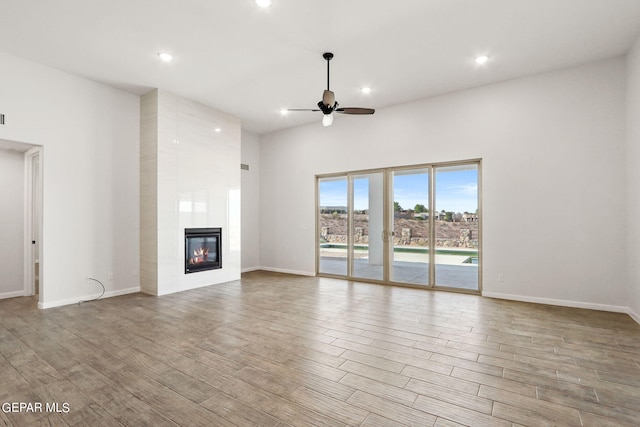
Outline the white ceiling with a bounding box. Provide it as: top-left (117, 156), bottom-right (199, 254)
top-left (1, 0), bottom-right (640, 135)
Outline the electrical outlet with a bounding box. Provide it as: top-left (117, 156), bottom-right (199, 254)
top-left (108, 272), bottom-right (114, 280)
top-left (497, 274), bottom-right (504, 282)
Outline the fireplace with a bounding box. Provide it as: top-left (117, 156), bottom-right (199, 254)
top-left (185, 228), bottom-right (222, 274)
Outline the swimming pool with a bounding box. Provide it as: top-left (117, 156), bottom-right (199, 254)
top-left (320, 243), bottom-right (477, 258)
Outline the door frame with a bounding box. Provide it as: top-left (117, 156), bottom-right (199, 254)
top-left (24, 146), bottom-right (43, 300)
top-left (316, 159), bottom-right (481, 294)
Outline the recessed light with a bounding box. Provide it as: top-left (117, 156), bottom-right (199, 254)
top-left (280, 108), bottom-right (288, 115)
top-left (474, 55), bottom-right (489, 65)
top-left (256, 0), bottom-right (272, 8)
top-left (361, 87), bottom-right (372, 94)
top-left (214, 128), bottom-right (222, 133)
top-left (158, 52), bottom-right (173, 62)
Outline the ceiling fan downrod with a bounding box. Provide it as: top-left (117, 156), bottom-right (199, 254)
top-left (323, 52), bottom-right (333, 91)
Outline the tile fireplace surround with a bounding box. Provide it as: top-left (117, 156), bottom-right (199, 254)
top-left (140, 89), bottom-right (241, 296)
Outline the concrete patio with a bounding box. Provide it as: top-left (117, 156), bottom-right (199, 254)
top-left (319, 257), bottom-right (479, 290)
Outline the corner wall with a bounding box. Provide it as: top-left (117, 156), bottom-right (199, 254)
top-left (0, 52), bottom-right (140, 308)
top-left (241, 129), bottom-right (261, 272)
top-left (259, 58), bottom-right (628, 311)
top-left (627, 36), bottom-right (640, 323)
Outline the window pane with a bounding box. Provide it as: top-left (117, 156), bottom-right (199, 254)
top-left (318, 177), bottom-right (348, 276)
top-left (352, 173), bottom-right (384, 281)
top-left (391, 168), bottom-right (430, 285)
top-left (434, 164), bottom-right (479, 290)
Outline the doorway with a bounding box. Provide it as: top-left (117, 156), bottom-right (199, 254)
top-left (0, 140), bottom-right (42, 304)
top-left (25, 147), bottom-right (43, 300)
top-left (317, 160), bottom-right (481, 293)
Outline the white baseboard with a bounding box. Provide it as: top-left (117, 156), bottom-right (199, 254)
top-left (0, 290), bottom-right (27, 300)
top-left (254, 266), bottom-right (316, 277)
top-left (483, 291), bottom-right (630, 314)
top-left (241, 266), bottom-right (261, 273)
top-left (38, 286), bottom-right (140, 309)
top-left (627, 307), bottom-right (640, 325)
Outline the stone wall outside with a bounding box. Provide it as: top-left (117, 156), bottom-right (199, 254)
top-left (319, 214), bottom-right (479, 248)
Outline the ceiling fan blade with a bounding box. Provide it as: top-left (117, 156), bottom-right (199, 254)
top-left (286, 108), bottom-right (322, 112)
top-left (335, 107), bottom-right (375, 115)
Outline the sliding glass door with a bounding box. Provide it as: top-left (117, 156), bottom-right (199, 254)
top-left (351, 172), bottom-right (385, 281)
top-left (317, 160), bottom-right (480, 292)
top-left (318, 176), bottom-right (348, 276)
top-left (317, 172), bottom-right (385, 280)
top-left (391, 168), bottom-right (430, 285)
top-left (433, 164), bottom-right (479, 290)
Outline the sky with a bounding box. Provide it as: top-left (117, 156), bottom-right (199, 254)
top-left (319, 168), bottom-right (478, 213)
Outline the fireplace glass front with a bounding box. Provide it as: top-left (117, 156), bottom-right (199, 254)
top-left (185, 228), bottom-right (222, 274)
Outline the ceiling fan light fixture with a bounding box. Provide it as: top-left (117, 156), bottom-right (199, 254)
top-left (322, 113), bottom-right (333, 127)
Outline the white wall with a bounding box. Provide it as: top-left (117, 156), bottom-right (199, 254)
top-left (0, 52), bottom-right (140, 308)
top-left (627, 36), bottom-right (640, 322)
top-left (241, 129), bottom-right (261, 271)
top-left (0, 149), bottom-right (25, 298)
top-left (260, 58), bottom-right (628, 311)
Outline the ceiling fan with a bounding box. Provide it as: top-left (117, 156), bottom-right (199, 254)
top-left (287, 52), bottom-right (375, 126)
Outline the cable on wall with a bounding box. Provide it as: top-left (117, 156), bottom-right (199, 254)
top-left (79, 277), bottom-right (105, 304)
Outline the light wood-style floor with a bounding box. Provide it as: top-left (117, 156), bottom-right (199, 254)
top-left (1, 271), bottom-right (639, 426)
